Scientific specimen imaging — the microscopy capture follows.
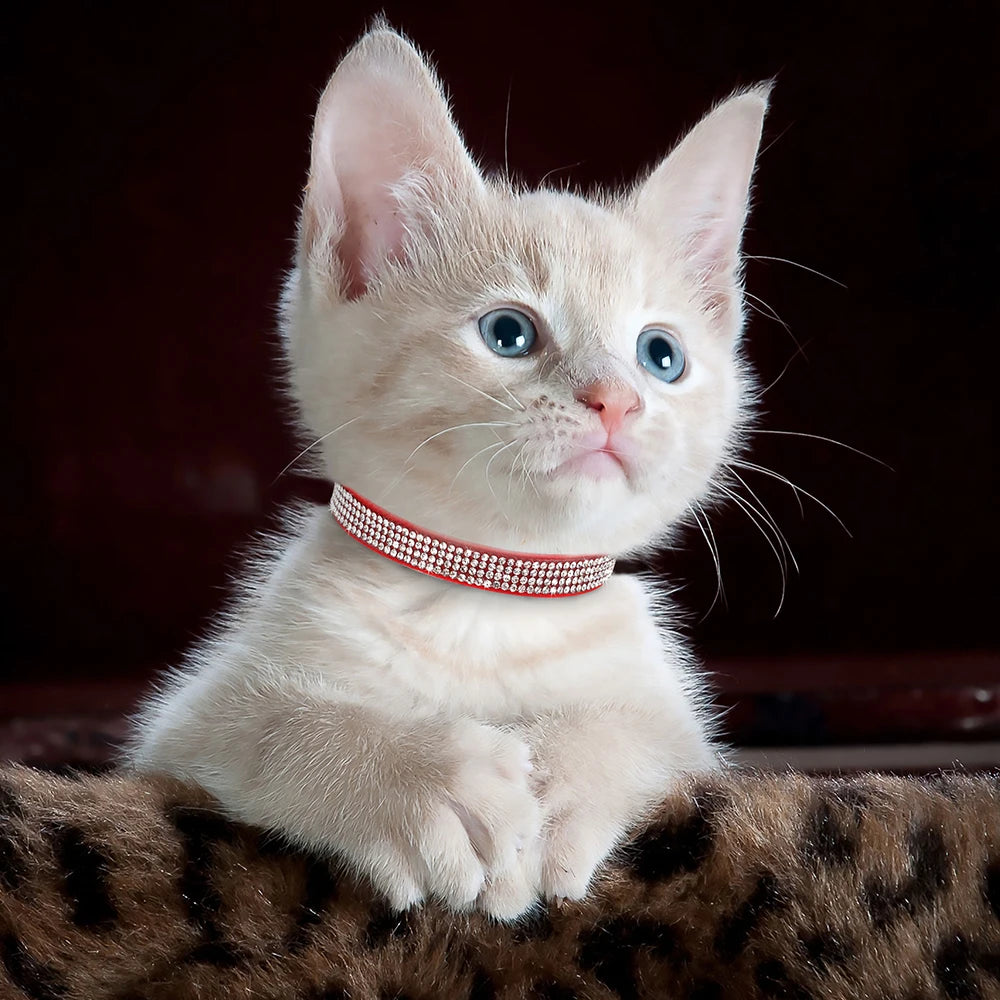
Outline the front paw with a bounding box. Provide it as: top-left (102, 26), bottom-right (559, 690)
top-left (476, 834), bottom-right (544, 921)
top-left (538, 810), bottom-right (623, 902)
top-left (410, 721), bottom-right (542, 913)
top-left (478, 808), bottom-right (620, 916)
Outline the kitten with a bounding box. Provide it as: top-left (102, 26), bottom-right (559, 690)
top-left (127, 27), bottom-right (768, 920)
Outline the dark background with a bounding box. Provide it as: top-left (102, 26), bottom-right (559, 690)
top-left (3, 2), bottom-right (997, 733)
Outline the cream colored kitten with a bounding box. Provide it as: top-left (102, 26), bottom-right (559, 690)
top-left (127, 28), bottom-right (768, 920)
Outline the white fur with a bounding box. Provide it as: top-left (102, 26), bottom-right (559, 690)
top-left (127, 27), bottom-right (768, 920)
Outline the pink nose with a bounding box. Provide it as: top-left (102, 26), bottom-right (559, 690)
top-left (574, 379), bottom-right (642, 433)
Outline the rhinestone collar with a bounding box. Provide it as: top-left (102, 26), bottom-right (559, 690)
top-left (330, 483), bottom-right (615, 597)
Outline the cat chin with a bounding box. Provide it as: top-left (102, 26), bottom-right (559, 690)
top-left (550, 449), bottom-right (630, 482)
top-left (494, 484), bottom-right (663, 556)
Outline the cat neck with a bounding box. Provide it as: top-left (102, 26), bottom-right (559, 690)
top-left (329, 483), bottom-right (615, 598)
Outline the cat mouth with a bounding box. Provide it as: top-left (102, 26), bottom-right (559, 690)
top-left (554, 446), bottom-right (631, 481)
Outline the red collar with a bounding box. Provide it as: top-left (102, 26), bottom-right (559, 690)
top-left (330, 483), bottom-right (615, 597)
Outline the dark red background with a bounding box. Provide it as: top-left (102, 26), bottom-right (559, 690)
top-left (3, 3), bottom-right (997, 711)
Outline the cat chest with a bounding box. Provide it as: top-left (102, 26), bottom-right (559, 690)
top-left (341, 589), bottom-right (660, 716)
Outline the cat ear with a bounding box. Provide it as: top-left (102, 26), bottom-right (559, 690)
top-left (301, 29), bottom-right (484, 299)
top-left (635, 86), bottom-right (770, 335)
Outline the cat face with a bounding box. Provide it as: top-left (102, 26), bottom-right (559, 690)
top-left (281, 30), bottom-right (767, 557)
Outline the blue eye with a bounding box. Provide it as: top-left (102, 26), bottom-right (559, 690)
top-left (637, 328), bottom-right (686, 383)
top-left (479, 308), bottom-right (537, 357)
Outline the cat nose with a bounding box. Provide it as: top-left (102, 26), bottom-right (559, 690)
top-left (574, 379), bottom-right (642, 433)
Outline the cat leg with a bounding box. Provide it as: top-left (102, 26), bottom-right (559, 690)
top-left (130, 681), bottom-right (542, 914)
top-left (520, 701), bottom-right (717, 901)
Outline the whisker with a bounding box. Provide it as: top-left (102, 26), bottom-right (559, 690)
top-left (538, 160), bottom-right (583, 187)
top-left (449, 439), bottom-right (507, 493)
top-left (405, 421), bottom-right (516, 465)
top-left (521, 449), bottom-right (542, 499)
top-left (435, 371), bottom-right (521, 412)
top-left (731, 485), bottom-right (790, 578)
top-left (484, 438), bottom-right (522, 508)
top-left (756, 121), bottom-right (795, 159)
top-left (269, 415), bottom-right (364, 485)
top-left (504, 82), bottom-right (512, 180)
top-left (493, 374), bottom-right (527, 411)
top-left (507, 441), bottom-right (527, 502)
top-left (752, 339), bottom-right (813, 400)
top-left (688, 502), bottom-right (726, 616)
top-left (733, 458), bottom-right (805, 517)
top-left (376, 471), bottom-right (408, 505)
top-left (731, 459), bottom-right (851, 535)
top-left (717, 483), bottom-right (788, 616)
top-left (751, 429), bottom-right (894, 471)
top-left (703, 281), bottom-right (802, 352)
top-left (742, 291), bottom-right (795, 339)
top-left (484, 437), bottom-right (521, 478)
top-left (508, 442), bottom-right (522, 493)
top-left (510, 440), bottom-right (540, 500)
top-left (727, 468), bottom-right (799, 574)
top-left (744, 254), bottom-right (847, 288)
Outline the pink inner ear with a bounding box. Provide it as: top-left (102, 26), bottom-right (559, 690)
top-left (338, 236), bottom-right (369, 301)
top-left (337, 195), bottom-right (406, 299)
top-left (687, 210), bottom-right (732, 272)
top-left (338, 188), bottom-right (409, 300)
top-left (686, 209), bottom-right (741, 309)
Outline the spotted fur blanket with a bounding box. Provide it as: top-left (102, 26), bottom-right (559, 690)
top-left (1, 765), bottom-right (999, 999)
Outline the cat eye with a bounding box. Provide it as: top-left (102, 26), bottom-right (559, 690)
top-left (479, 308), bottom-right (538, 358)
top-left (636, 328), bottom-right (686, 384)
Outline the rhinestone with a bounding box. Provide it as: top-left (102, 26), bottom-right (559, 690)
top-left (331, 487), bottom-right (613, 597)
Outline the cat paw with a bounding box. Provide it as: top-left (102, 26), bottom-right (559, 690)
top-left (476, 834), bottom-right (544, 920)
top-left (415, 721), bottom-right (541, 910)
top-left (478, 810), bottom-right (620, 915)
top-left (538, 812), bottom-right (620, 901)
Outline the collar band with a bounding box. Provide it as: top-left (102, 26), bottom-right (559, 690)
top-left (330, 483), bottom-right (614, 597)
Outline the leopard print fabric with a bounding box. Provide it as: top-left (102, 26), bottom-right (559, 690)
top-left (1, 765), bottom-right (998, 999)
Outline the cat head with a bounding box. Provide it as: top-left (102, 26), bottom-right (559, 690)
top-left (281, 28), bottom-right (768, 557)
